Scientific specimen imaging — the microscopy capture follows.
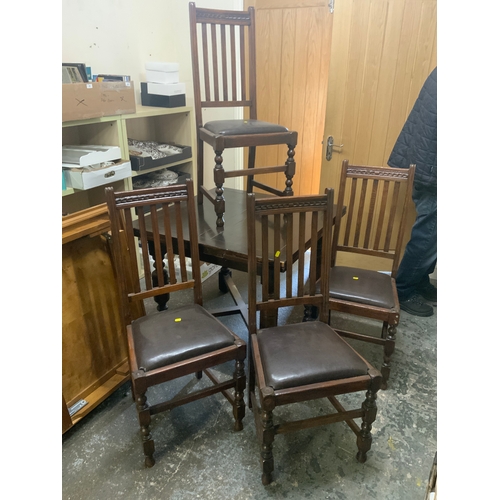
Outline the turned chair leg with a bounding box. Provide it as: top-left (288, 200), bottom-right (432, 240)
top-left (381, 322), bottom-right (396, 390)
top-left (136, 391), bottom-right (155, 468)
top-left (260, 409), bottom-right (275, 485)
top-left (213, 149), bottom-right (226, 227)
top-left (233, 359), bottom-right (246, 431)
top-left (356, 387), bottom-right (378, 463)
top-left (283, 144), bottom-right (296, 196)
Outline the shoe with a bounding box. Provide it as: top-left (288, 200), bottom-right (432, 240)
top-left (417, 283), bottom-right (437, 303)
top-left (399, 294), bottom-right (434, 317)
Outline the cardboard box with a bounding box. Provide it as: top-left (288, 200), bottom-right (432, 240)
top-left (64, 160), bottom-right (131, 190)
top-left (146, 82), bottom-right (186, 96)
top-left (145, 62), bottom-right (179, 72)
top-left (100, 81), bottom-right (136, 116)
top-left (140, 83), bottom-right (186, 108)
top-left (62, 83), bottom-right (102, 122)
top-left (62, 82), bottom-right (136, 122)
top-left (146, 69), bottom-right (179, 84)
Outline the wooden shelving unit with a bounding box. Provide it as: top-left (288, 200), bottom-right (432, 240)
top-left (62, 106), bottom-right (195, 432)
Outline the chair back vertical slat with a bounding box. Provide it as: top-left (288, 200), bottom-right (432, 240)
top-left (239, 24), bottom-right (247, 103)
top-left (373, 180), bottom-right (390, 250)
top-left (353, 179), bottom-right (367, 248)
top-left (363, 179), bottom-right (378, 248)
top-left (285, 212), bottom-right (293, 298)
top-left (297, 212), bottom-right (306, 297)
top-left (308, 211), bottom-right (319, 296)
top-left (273, 213), bottom-right (281, 300)
top-left (136, 206), bottom-right (153, 290)
top-left (161, 202), bottom-right (176, 285)
top-left (247, 193), bottom-right (258, 334)
top-left (201, 23), bottom-right (211, 101)
top-left (220, 24), bottom-right (228, 101)
top-left (175, 201), bottom-right (188, 283)
top-left (383, 181), bottom-right (400, 252)
top-left (149, 205), bottom-right (165, 288)
top-left (343, 177), bottom-right (357, 247)
top-left (230, 24), bottom-right (237, 101)
top-left (248, 5), bottom-right (257, 118)
top-left (122, 208), bottom-right (141, 293)
top-left (261, 215), bottom-right (269, 302)
top-left (211, 23), bottom-right (220, 101)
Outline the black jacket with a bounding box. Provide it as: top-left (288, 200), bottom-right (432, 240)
top-left (388, 67), bottom-right (437, 192)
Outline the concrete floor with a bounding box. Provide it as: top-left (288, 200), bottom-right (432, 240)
top-left (62, 267), bottom-right (437, 500)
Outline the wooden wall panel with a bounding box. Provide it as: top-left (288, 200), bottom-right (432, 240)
top-left (247, 0), bottom-right (333, 196)
top-left (319, 0), bottom-right (437, 264)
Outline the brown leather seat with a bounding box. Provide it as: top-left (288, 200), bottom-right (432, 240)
top-left (328, 266), bottom-right (396, 309)
top-left (132, 304), bottom-right (236, 371)
top-left (258, 322), bottom-right (369, 391)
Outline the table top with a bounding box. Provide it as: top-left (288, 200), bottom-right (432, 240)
top-left (134, 187), bottom-right (341, 274)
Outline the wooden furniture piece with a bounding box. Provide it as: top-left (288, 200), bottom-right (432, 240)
top-left (105, 179), bottom-right (246, 468)
top-left (246, 189), bottom-right (382, 485)
top-left (63, 105), bottom-right (195, 215)
top-left (306, 160), bottom-right (415, 390)
top-left (133, 187), bottom-right (343, 327)
top-left (189, 2), bottom-right (298, 227)
top-left (62, 204), bottom-right (129, 433)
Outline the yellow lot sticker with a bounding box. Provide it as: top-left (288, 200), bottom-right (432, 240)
top-left (175, 318), bottom-right (182, 322)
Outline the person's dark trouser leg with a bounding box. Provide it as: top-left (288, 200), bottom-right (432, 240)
top-left (396, 188), bottom-right (437, 301)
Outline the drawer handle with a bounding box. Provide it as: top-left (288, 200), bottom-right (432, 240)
top-left (104, 170), bottom-right (116, 178)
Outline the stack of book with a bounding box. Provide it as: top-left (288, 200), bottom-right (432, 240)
top-left (141, 62), bottom-right (186, 108)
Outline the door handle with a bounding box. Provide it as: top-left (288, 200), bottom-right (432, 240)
top-left (325, 136), bottom-right (343, 160)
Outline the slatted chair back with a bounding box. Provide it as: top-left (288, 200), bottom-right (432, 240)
top-left (332, 160), bottom-right (416, 277)
top-left (189, 2), bottom-right (257, 129)
top-left (247, 189), bottom-right (335, 333)
top-left (105, 180), bottom-right (202, 325)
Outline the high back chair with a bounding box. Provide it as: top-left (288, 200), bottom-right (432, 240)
top-left (189, 2), bottom-right (298, 227)
top-left (306, 160), bottom-right (415, 390)
top-left (247, 190), bottom-right (382, 485)
top-left (105, 180), bottom-right (246, 468)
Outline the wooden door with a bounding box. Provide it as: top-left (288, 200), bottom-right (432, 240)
top-left (244, 0), bottom-right (333, 196)
top-left (319, 0), bottom-right (437, 218)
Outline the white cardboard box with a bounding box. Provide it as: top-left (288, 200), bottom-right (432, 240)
top-left (64, 161), bottom-right (131, 190)
top-left (146, 82), bottom-right (186, 96)
top-left (145, 62), bottom-right (179, 72)
top-left (146, 69), bottom-right (179, 84)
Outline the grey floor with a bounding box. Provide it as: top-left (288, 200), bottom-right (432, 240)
top-left (62, 267), bottom-right (437, 500)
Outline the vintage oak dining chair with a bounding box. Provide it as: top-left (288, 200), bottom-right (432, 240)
top-left (305, 160), bottom-right (416, 390)
top-left (189, 2), bottom-right (298, 227)
top-left (247, 189), bottom-right (382, 485)
top-left (105, 179), bottom-right (246, 468)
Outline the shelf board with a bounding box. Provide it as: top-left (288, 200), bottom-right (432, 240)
top-left (121, 104), bottom-right (192, 120)
top-left (130, 158), bottom-right (193, 177)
